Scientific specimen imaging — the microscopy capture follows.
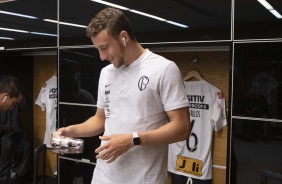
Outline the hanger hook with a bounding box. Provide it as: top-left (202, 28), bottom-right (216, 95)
top-left (192, 56), bottom-right (198, 64)
top-left (192, 56), bottom-right (198, 69)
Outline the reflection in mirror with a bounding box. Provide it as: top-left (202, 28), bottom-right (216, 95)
top-left (58, 104), bottom-right (101, 183)
top-left (59, 48), bottom-right (109, 105)
top-left (233, 42), bottom-right (282, 120)
top-left (232, 118), bottom-right (282, 184)
top-left (231, 41), bottom-right (282, 184)
top-left (58, 150), bottom-right (96, 184)
top-left (0, 0), bottom-right (57, 49)
top-left (59, 47), bottom-right (107, 183)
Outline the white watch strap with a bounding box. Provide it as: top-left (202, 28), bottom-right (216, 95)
top-left (132, 132), bottom-right (139, 147)
top-left (132, 132), bottom-right (138, 138)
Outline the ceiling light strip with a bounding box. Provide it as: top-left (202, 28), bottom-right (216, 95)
top-left (90, 0), bottom-right (188, 28)
top-left (166, 21), bottom-right (188, 28)
top-left (0, 36), bottom-right (14, 40)
top-left (129, 9), bottom-right (166, 22)
top-left (0, 10), bottom-right (38, 19)
top-left (93, 0), bottom-right (128, 10)
top-left (74, 52), bottom-right (94, 57)
top-left (44, 19), bottom-right (87, 28)
top-left (257, 0), bottom-right (282, 19)
top-left (257, 0), bottom-right (273, 10)
top-left (30, 32), bottom-right (57, 37)
top-left (0, 27), bottom-right (28, 33)
top-left (0, 0), bottom-right (16, 4)
top-left (269, 9), bottom-right (282, 19)
top-left (0, 9), bottom-right (87, 29)
top-left (0, 27), bottom-right (57, 37)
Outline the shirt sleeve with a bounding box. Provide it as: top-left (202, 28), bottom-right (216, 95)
top-left (160, 62), bottom-right (189, 112)
top-left (211, 90), bottom-right (227, 132)
top-left (35, 86), bottom-right (46, 111)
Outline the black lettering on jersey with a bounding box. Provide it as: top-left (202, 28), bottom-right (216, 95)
top-left (105, 90), bottom-right (110, 95)
top-left (190, 110), bottom-right (201, 117)
top-left (187, 95), bottom-right (205, 102)
top-left (192, 162), bottom-right (200, 173)
top-left (189, 103), bottom-right (209, 110)
top-left (186, 120), bottom-right (198, 152)
top-left (49, 94), bottom-right (57, 99)
top-left (49, 88), bottom-right (57, 99)
top-left (179, 160), bottom-right (186, 169)
top-left (49, 88), bottom-right (57, 94)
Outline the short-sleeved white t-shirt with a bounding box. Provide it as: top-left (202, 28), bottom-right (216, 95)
top-left (92, 49), bottom-right (189, 184)
top-left (35, 75), bottom-right (57, 148)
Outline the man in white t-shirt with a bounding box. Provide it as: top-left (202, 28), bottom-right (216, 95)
top-left (53, 7), bottom-right (190, 184)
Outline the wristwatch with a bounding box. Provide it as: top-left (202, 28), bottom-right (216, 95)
top-left (132, 132), bottom-right (140, 146)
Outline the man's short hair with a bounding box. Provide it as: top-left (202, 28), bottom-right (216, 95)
top-left (86, 7), bottom-right (136, 41)
top-left (0, 75), bottom-right (22, 98)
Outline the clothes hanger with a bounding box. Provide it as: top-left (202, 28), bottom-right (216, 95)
top-left (183, 56), bottom-right (203, 81)
top-left (183, 70), bottom-right (203, 81)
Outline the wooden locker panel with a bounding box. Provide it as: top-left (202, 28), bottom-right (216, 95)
top-left (33, 55), bottom-right (57, 176)
top-left (213, 168), bottom-right (226, 184)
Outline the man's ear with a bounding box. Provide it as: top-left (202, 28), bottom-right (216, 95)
top-left (120, 31), bottom-right (129, 39)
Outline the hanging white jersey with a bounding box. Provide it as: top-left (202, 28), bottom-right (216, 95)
top-left (168, 80), bottom-right (227, 180)
top-left (35, 75), bottom-right (57, 148)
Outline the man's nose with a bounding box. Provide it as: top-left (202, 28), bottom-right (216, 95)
top-left (99, 52), bottom-right (108, 61)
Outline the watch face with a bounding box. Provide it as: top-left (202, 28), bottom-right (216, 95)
top-left (133, 137), bottom-right (140, 146)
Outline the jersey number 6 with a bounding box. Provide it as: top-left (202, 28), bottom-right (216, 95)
top-left (186, 119), bottom-right (198, 152)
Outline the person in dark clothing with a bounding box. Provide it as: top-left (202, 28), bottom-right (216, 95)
top-left (0, 75), bottom-right (31, 183)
